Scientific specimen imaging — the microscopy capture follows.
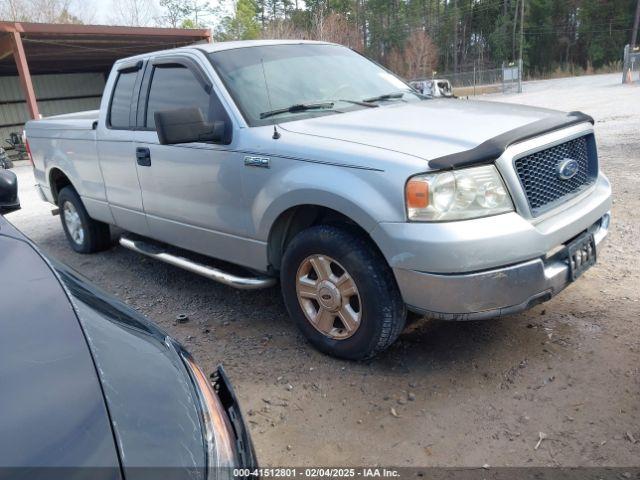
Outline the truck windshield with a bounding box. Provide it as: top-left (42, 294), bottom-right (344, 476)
top-left (208, 44), bottom-right (423, 127)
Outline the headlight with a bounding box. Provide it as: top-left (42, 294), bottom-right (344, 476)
top-left (405, 165), bottom-right (513, 221)
top-left (180, 350), bottom-right (238, 477)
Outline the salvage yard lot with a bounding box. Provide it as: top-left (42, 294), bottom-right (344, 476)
top-left (9, 73), bottom-right (639, 467)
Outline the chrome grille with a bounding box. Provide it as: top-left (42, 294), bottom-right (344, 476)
top-left (514, 135), bottom-right (596, 216)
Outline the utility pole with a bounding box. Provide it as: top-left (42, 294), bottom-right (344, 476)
top-left (194, 0), bottom-right (198, 26)
top-left (518, 0), bottom-right (525, 93)
top-left (453, 0), bottom-right (459, 74)
top-left (512, 0), bottom-right (519, 61)
top-left (631, 0), bottom-right (640, 48)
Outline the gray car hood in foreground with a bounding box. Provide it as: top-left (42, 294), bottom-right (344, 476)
top-left (280, 99), bottom-right (562, 162)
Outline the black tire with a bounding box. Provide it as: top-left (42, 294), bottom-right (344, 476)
top-left (58, 186), bottom-right (111, 253)
top-left (0, 150), bottom-right (10, 169)
top-left (281, 225), bottom-right (406, 360)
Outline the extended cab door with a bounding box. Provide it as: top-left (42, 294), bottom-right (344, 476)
top-left (96, 60), bottom-right (150, 236)
top-left (133, 54), bottom-right (256, 268)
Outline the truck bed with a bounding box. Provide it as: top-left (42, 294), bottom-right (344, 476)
top-left (27, 110), bottom-right (99, 136)
top-left (25, 110), bottom-right (102, 212)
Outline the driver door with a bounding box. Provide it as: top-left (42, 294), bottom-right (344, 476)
top-left (133, 55), bottom-right (252, 267)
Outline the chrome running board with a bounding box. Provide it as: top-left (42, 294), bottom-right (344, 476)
top-left (119, 235), bottom-right (277, 290)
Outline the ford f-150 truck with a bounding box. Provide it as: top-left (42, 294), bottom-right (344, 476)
top-left (26, 40), bottom-right (611, 360)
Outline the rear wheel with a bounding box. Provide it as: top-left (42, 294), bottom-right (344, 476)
top-left (58, 186), bottom-right (111, 253)
top-left (281, 225), bottom-right (406, 360)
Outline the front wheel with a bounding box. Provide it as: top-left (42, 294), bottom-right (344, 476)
top-left (281, 225), bottom-right (406, 360)
top-left (58, 186), bottom-right (111, 253)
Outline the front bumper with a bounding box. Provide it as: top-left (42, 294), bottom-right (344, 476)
top-left (394, 212), bottom-right (610, 320)
top-left (373, 173), bottom-right (611, 274)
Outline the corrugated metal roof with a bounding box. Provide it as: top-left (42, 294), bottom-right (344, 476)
top-left (0, 21), bottom-right (211, 75)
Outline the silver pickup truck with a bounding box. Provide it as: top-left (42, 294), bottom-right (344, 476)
top-left (26, 40), bottom-right (611, 359)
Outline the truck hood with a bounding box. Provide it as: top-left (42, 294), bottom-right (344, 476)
top-left (279, 99), bottom-right (562, 161)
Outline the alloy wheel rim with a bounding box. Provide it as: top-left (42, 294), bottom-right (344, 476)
top-left (63, 201), bottom-right (84, 245)
top-left (296, 254), bottom-right (362, 340)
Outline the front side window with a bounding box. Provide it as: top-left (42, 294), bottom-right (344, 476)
top-left (145, 65), bottom-right (211, 129)
top-left (109, 71), bottom-right (137, 129)
top-left (208, 44), bottom-right (423, 127)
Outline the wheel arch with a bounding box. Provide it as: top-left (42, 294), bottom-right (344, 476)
top-left (48, 167), bottom-right (74, 204)
top-left (267, 203), bottom-right (382, 272)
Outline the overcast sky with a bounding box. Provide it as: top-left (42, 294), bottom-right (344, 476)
top-left (93, 1), bottom-right (111, 23)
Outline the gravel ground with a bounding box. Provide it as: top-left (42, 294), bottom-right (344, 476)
top-left (6, 73), bottom-right (639, 468)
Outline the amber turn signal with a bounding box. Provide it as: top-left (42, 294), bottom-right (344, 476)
top-left (406, 179), bottom-right (429, 209)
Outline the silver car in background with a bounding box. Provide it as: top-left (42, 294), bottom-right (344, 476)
top-left (26, 40), bottom-right (611, 359)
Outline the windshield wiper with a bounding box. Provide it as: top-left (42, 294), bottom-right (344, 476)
top-left (260, 102), bottom-right (335, 119)
top-left (362, 92), bottom-right (406, 103)
top-left (337, 99), bottom-right (379, 108)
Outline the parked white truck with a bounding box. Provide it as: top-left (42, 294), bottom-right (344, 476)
top-left (26, 40), bottom-right (611, 359)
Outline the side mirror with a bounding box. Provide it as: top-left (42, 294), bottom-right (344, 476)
top-left (0, 170), bottom-right (20, 214)
top-left (154, 107), bottom-right (225, 145)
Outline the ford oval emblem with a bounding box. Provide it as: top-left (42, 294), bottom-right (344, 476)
top-left (557, 158), bottom-right (579, 180)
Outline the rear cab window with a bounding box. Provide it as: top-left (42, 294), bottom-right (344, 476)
top-left (108, 70), bottom-right (138, 129)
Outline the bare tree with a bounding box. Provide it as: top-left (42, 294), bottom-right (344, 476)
top-left (0, 0), bottom-right (92, 23)
top-left (313, 12), bottom-right (363, 51)
top-left (261, 18), bottom-right (306, 39)
top-left (387, 30), bottom-right (438, 79)
top-left (311, 0), bottom-right (328, 40)
top-left (157, 0), bottom-right (192, 27)
top-left (0, 0), bottom-right (28, 20)
top-left (109, 0), bottom-right (157, 26)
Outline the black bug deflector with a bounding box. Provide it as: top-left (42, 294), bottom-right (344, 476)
top-left (429, 111), bottom-right (594, 170)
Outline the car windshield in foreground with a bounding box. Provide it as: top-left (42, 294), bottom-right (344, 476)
top-left (208, 43), bottom-right (422, 126)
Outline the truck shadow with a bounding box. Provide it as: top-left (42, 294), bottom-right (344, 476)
top-left (379, 315), bottom-right (539, 369)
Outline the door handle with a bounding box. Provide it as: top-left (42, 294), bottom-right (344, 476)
top-left (136, 147), bottom-right (151, 167)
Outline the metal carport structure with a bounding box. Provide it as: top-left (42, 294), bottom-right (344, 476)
top-left (0, 21), bottom-right (210, 135)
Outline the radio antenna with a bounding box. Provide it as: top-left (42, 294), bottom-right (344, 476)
top-left (261, 59), bottom-right (281, 140)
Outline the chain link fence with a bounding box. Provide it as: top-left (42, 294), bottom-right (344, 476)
top-left (416, 61), bottom-right (522, 96)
